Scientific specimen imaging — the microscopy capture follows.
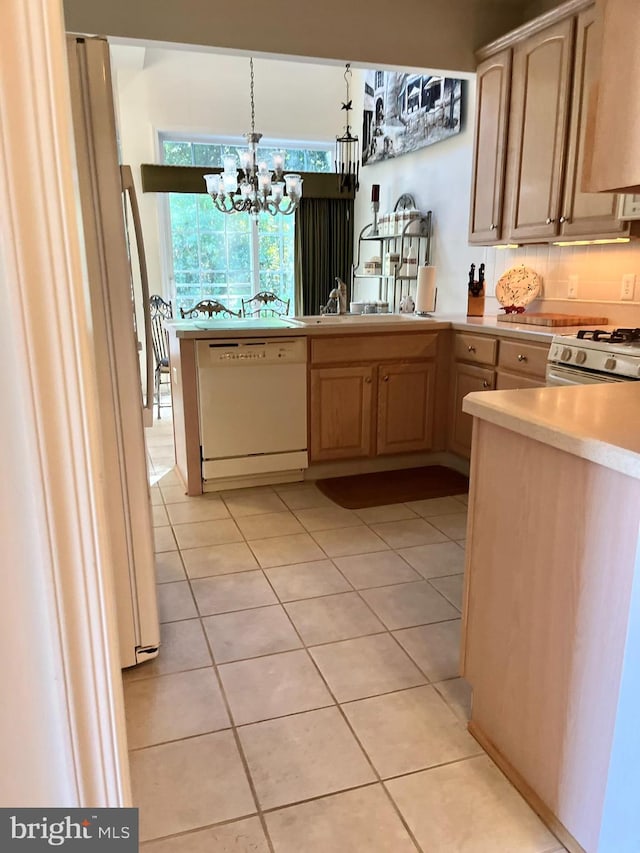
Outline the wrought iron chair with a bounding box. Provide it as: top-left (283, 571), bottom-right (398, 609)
top-left (241, 291), bottom-right (290, 318)
top-left (149, 294), bottom-right (173, 419)
top-left (179, 299), bottom-right (241, 319)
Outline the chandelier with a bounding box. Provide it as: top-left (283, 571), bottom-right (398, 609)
top-left (335, 63), bottom-right (360, 193)
top-left (203, 58), bottom-right (303, 218)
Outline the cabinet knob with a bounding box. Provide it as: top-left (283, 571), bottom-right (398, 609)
top-left (468, 345), bottom-right (476, 353)
top-left (482, 380), bottom-right (490, 388)
top-left (382, 375), bottom-right (389, 382)
top-left (546, 217), bottom-right (556, 225)
top-left (490, 222), bottom-right (496, 230)
top-left (559, 215), bottom-right (569, 224)
top-left (364, 376), bottom-right (372, 384)
top-left (517, 353), bottom-right (527, 362)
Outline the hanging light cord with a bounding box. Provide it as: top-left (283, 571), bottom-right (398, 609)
top-left (342, 63), bottom-right (353, 134)
top-left (249, 57), bottom-right (256, 136)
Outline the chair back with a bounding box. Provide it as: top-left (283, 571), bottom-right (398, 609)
top-left (242, 291), bottom-right (290, 318)
top-left (179, 299), bottom-right (241, 319)
top-left (149, 294), bottom-right (172, 367)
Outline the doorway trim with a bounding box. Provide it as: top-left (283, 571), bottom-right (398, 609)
top-left (0, 0), bottom-right (130, 805)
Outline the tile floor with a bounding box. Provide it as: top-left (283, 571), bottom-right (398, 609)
top-left (132, 411), bottom-right (566, 851)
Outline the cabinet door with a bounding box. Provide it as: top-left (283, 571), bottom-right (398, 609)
top-left (310, 366), bottom-right (373, 462)
top-left (560, 7), bottom-right (625, 238)
top-left (508, 18), bottom-right (575, 241)
top-left (584, 0), bottom-right (640, 194)
top-left (376, 362), bottom-right (436, 455)
top-left (469, 48), bottom-right (512, 244)
top-left (449, 363), bottom-right (495, 459)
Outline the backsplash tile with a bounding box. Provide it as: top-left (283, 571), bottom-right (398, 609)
top-left (482, 241), bottom-right (640, 325)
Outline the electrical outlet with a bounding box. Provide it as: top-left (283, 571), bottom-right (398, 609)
top-left (621, 273), bottom-right (636, 301)
top-left (568, 275), bottom-right (579, 298)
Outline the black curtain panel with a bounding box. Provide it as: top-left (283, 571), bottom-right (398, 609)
top-left (295, 197), bottom-right (354, 315)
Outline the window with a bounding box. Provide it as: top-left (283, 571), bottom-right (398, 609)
top-left (161, 137), bottom-right (332, 315)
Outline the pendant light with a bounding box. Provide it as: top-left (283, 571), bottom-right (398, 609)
top-left (204, 58), bottom-right (303, 218)
top-left (335, 63), bottom-right (360, 193)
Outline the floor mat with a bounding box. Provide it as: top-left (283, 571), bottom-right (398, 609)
top-left (316, 465), bottom-right (469, 509)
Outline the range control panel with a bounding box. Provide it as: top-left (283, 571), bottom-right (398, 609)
top-left (197, 337), bottom-right (307, 367)
top-left (548, 341), bottom-right (640, 379)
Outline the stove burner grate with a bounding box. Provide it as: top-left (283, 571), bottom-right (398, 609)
top-left (577, 328), bottom-right (640, 344)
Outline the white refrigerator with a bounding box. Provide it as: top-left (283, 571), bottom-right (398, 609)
top-left (66, 34), bottom-right (160, 669)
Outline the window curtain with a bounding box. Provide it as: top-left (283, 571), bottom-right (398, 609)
top-left (294, 197), bottom-right (354, 315)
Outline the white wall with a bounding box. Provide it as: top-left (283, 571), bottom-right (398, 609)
top-left (112, 48), bottom-right (344, 298)
top-left (353, 73), bottom-right (478, 315)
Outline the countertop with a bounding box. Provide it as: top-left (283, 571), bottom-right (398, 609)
top-left (463, 382), bottom-right (640, 479)
top-left (165, 313), bottom-right (587, 342)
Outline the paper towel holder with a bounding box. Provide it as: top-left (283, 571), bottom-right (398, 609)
top-left (415, 296), bottom-right (437, 316)
top-left (415, 265), bottom-right (437, 315)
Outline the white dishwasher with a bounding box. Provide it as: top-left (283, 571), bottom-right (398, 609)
top-left (196, 337), bottom-right (308, 489)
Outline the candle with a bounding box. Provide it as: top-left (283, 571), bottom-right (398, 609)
top-left (371, 184), bottom-right (380, 203)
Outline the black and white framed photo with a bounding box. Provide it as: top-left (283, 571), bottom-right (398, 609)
top-left (362, 71), bottom-right (463, 165)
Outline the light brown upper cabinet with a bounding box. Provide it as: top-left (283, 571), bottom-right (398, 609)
top-left (584, 0), bottom-right (640, 193)
top-left (470, 0), bottom-right (639, 245)
top-left (560, 6), bottom-right (625, 238)
top-left (469, 49), bottom-right (512, 244)
top-left (508, 18), bottom-right (575, 242)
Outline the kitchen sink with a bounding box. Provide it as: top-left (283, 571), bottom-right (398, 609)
top-left (287, 313), bottom-right (432, 326)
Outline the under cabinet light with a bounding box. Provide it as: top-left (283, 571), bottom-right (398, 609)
top-left (494, 244), bottom-right (520, 249)
top-left (552, 238), bottom-right (631, 246)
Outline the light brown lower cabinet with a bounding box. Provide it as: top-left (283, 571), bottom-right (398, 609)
top-left (449, 334), bottom-right (550, 459)
top-left (462, 417), bottom-right (640, 852)
top-left (376, 361), bottom-right (436, 455)
top-left (449, 362), bottom-right (496, 458)
top-left (496, 371), bottom-right (545, 390)
top-left (310, 360), bottom-right (437, 462)
top-left (309, 331), bottom-right (443, 464)
top-left (309, 365), bottom-right (374, 462)
top-left (496, 338), bottom-right (549, 390)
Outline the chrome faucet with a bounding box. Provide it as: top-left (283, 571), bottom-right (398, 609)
top-left (320, 277), bottom-right (348, 315)
top-left (320, 292), bottom-right (339, 315)
top-left (335, 277), bottom-right (348, 315)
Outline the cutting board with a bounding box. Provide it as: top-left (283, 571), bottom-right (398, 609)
top-left (496, 312), bottom-right (608, 327)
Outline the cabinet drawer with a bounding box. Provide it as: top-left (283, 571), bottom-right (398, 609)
top-left (496, 370), bottom-right (546, 390)
top-left (454, 333), bottom-right (497, 365)
top-left (498, 339), bottom-right (549, 378)
top-left (311, 332), bottom-right (438, 365)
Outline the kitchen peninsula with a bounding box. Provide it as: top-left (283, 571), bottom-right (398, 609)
top-left (461, 382), bottom-right (640, 853)
top-left (166, 315), bottom-right (585, 496)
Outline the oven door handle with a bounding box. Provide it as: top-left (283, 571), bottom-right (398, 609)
top-left (546, 365), bottom-right (628, 385)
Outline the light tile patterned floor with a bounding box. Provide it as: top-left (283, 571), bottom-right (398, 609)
top-left (134, 412), bottom-right (565, 851)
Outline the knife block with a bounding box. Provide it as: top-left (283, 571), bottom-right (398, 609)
top-left (467, 288), bottom-right (485, 317)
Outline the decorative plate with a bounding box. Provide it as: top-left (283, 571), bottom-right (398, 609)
top-left (495, 266), bottom-right (541, 311)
